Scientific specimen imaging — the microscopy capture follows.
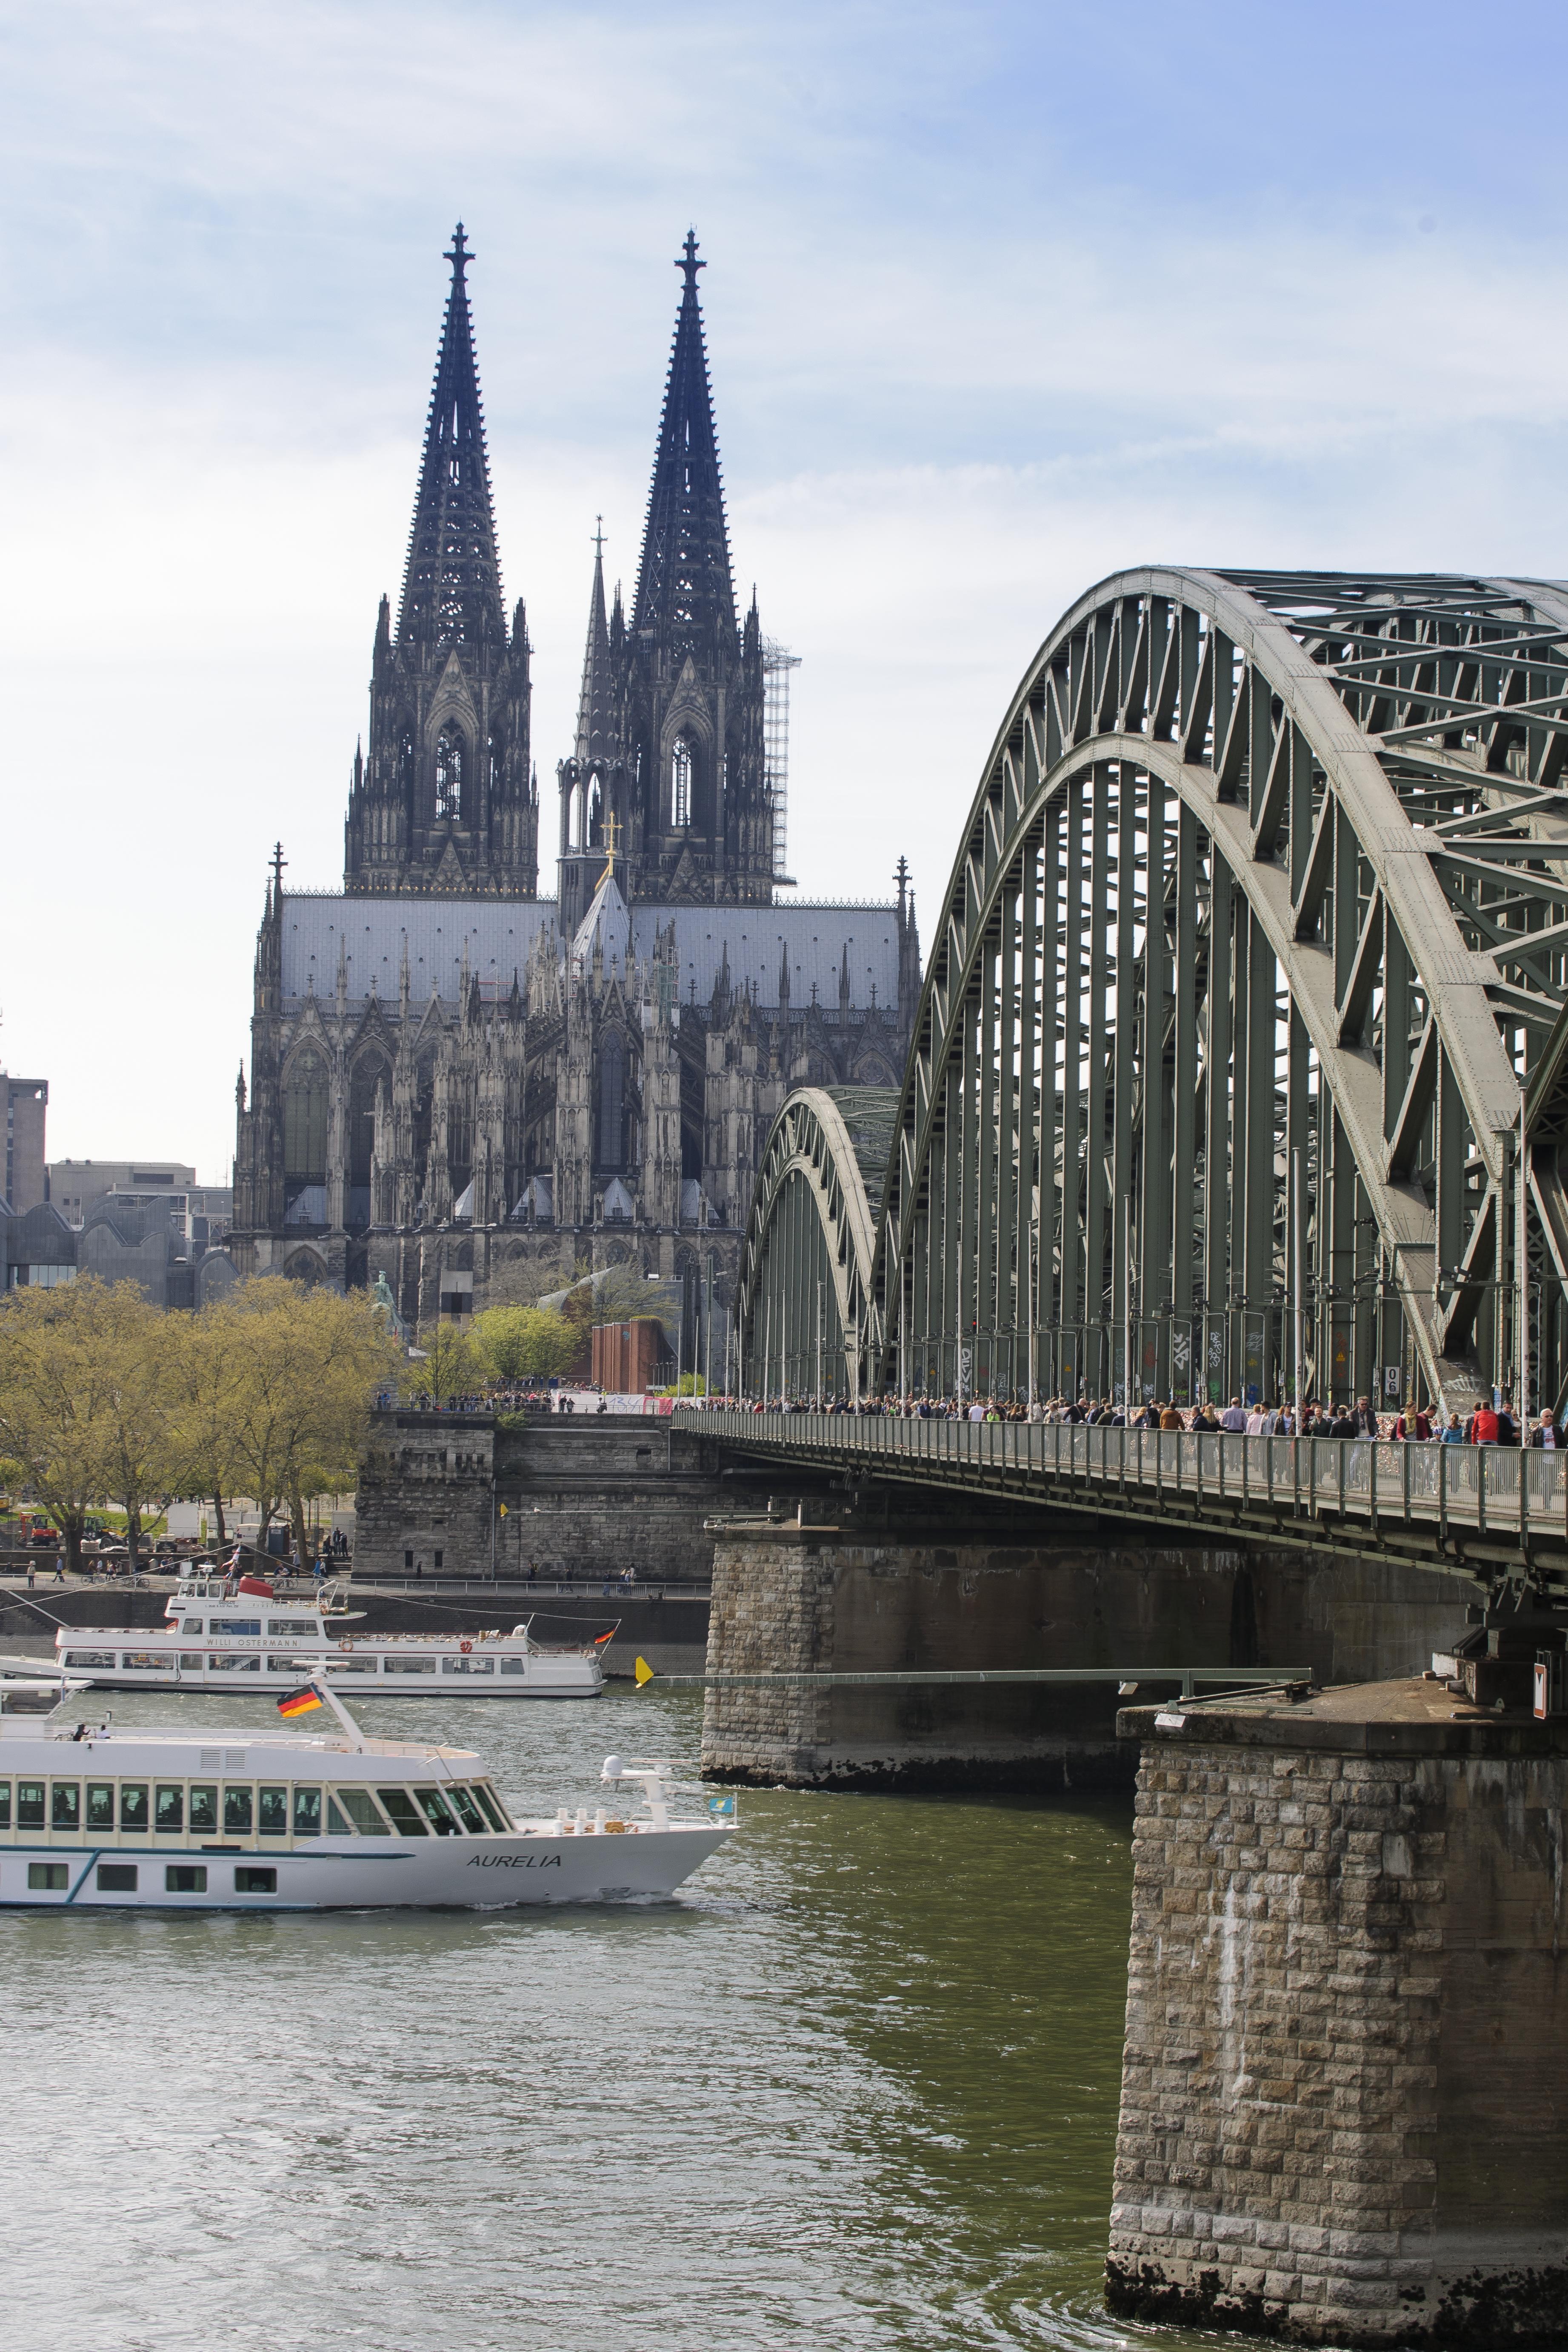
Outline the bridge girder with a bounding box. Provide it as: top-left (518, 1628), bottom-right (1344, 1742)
top-left (743, 568), bottom-right (1568, 1413)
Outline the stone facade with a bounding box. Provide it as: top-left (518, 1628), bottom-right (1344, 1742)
top-left (1107, 1681), bottom-right (1568, 2345)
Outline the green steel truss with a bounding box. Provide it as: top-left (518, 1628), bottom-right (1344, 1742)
top-left (742, 567), bottom-right (1568, 1414)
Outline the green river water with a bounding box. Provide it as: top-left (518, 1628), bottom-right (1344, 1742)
top-left (2, 1685), bottom-right (1225, 2352)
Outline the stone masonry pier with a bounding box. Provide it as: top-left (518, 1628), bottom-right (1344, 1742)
top-left (1106, 1677), bottom-right (1568, 2346)
top-left (700, 1525), bottom-right (1469, 1790)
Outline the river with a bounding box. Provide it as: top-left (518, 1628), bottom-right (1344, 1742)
top-left (1, 1683), bottom-right (1209, 2352)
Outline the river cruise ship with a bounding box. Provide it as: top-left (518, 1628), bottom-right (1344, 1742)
top-left (0, 1684), bottom-right (733, 1909)
top-left (54, 1575), bottom-right (605, 1698)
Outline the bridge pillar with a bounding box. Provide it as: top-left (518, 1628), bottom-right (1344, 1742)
top-left (700, 1523), bottom-right (1467, 1790)
top-left (1107, 1680), bottom-right (1568, 2345)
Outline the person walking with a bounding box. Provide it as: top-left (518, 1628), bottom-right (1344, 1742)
top-left (1442, 1411), bottom-right (1465, 1445)
top-left (1471, 1398), bottom-right (1500, 1445)
top-left (1220, 1397), bottom-right (1248, 1434)
top-left (1529, 1410), bottom-right (1562, 1449)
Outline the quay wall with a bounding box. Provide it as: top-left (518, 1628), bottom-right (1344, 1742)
top-left (701, 1534), bottom-right (1469, 1790)
top-left (1106, 1691), bottom-right (1568, 2345)
top-left (354, 1412), bottom-right (751, 1588)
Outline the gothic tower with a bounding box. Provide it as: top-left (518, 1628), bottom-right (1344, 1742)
top-left (557, 234), bottom-right (770, 926)
top-left (345, 226), bottom-right (537, 897)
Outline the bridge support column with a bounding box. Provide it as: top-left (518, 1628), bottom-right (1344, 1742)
top-left (1107, 1680), bottom-right (1568, 2345)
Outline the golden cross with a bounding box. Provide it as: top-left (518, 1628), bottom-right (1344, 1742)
top-left (597, 811), bottom-right (622, 890)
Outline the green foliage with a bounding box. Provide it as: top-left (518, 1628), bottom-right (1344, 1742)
top-left (402, 1320), bottom-right (477, 1403)
top-left (470, 1304), bottom-right (576, 1383)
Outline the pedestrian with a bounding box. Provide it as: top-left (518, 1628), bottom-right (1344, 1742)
top-left (1442, 1411), bottom-right (1465, 1445)
top-left (1530, 1410), bottom-right (1562, 1450)
top-left (1220, 1396), bottom-right (1248, 1433)
top-left (1159, 1401), bottom-right (1183, 1432)
top-left (1471, 1398), bottom-right (1500, 1445)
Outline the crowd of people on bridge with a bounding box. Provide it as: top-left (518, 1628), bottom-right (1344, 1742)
top-left (718, 1391), bottom-right (1565, 1445)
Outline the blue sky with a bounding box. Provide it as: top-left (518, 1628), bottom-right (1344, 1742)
top-left (5, 0), bottom-right (1568, 1178)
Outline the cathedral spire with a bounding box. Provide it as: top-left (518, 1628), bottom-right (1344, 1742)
top-left (575, 519), bottom-right (614, 764)
top-left (631, 230), bottom-right (736, 650)
top-left (397, 224), bottom-right (505, 650)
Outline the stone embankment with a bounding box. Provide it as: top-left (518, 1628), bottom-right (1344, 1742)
top-left (1106, 1675), bottom-right (1568, 2346)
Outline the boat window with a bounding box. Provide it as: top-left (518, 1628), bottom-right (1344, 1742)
top-left (121, 1653), bottom-right (166, 1671)
top-left (267, 1656), bottom-right (307, 1673)
top-left (325, 1794), bottom-right (353, 1834)
top-left (51, 1783), bottom-right (80, 1831)
top-left (323, 1657), bottom-right (377, 1674)
top-left (120, 1785), bottom-right (149, 1833)
top-left (382, 1658), bottom-right (436, 1674)
top-left (268, 1620), bottom-right (318, 1635)
top-left (331, 1787), bottom-right (391, 1836)
top-left (224, 1786), bottom-right (254, 1833)
top-left (180, 1654), bottom-right (204, 1671)
top-left (446, 1786), bottom-right (488, 1834)
top-left (413, 1787), bottom-right (460, 1836)
top-left (28, 1863), bottom-right (68, 1892)
top-left (155, 1786), bottom-right (184, 1835)
top-left (293, 1787), bottom-right (322, 1838)
top-left (189, 1785), bottom-right (218, 1833)
top-left (0, 1784), bottom-right (10, 1829)
top-left (376, 1788), bottom-right (430, 1836)
top-left (257, 1787), bottom-right (289, 1836)
top-left (86, 1783), bottom-right (115, 1830)
top-left (165, 1865), bottom-right (206, 1894)
top-left (63, 1650), bottom-right (117, 1669)
top-left (470, 1783), bottom-right (512, 1832)
top-left (499, 1657), bottom-right (526, 1674)
top-left (208, 1654), bottom-right (262, 1672)
top-left (16, 1782), bottom-right (44, 1829)
top-left (235, 1866), bottom-right (276, 1894)
top-left (97, 1863), bottom-right (137, 1892)
top-left (180, 1619), bottom-right (204, 1635)
top-left (441, 1655), bottom-right (496, 1675)
top-left (209, 1618), bottom-right (262, 1636)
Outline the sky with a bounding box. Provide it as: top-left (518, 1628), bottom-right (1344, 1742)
top-left (7, 0), bottom-right (1568, 1182)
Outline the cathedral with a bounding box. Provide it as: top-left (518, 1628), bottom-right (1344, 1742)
top-left (231, 228), bottom-right (920, 1346)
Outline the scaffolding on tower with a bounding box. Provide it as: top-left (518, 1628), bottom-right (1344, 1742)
top-left (762, 640), bottom-right (800, 888)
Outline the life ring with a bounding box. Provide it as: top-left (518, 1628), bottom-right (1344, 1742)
top-left (460, 1639), bottom-right (473, 1655)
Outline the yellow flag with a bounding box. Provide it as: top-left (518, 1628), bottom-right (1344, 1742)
top-left (634, 1656), bottom-right (655, 1687)
top-left (498, 1503), bottom-right (508, 1517)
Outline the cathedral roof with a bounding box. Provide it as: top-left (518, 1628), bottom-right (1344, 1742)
top-left (279, 894), bottom-right (902, 1015)
top-left (397, 225), bottom-right (506, 651)
top-left (631, 232), bottom-right (737, 653)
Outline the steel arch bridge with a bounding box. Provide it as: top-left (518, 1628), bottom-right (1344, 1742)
top-left (740, 566), bottom-right (1568, 1417)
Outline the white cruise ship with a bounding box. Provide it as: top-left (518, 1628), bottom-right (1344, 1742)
top-left (55, 1574), bottom-right (605, 1698)
top-left (0, 1680), bottom-right (733, 1909)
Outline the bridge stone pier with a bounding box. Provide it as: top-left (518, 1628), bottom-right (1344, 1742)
top-left (700, 1502), bottom-right (1470, 1789)
top-left (1107, 1680), bottom-right (1568, 2346)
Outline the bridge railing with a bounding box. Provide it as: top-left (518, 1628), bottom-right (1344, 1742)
top-left (689, 1412), bottom-right (1568, 1543)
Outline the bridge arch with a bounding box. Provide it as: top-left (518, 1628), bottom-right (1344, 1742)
top-left (743, 568), bottom-right (1568, 1414)
top-left (738, 1087), bottom-right (898, 1399)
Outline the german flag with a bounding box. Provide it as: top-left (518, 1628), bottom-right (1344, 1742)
top-left (276, 1685), bottom-right (323, 1719)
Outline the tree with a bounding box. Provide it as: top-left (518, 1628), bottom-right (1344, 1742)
top-left (164, 1298), bottom-right (251, 1544)
top-left (0, 1280), bottom-right (129, 1571)
top-left (403, 1320), bottom-right (476, 1406)
top-left (91, 1282), bottom-right (180, 1573)
top-left (470, 1304), bottom-right (577, 1384)
top-left (223, 1280), bottom-right (399, 1569)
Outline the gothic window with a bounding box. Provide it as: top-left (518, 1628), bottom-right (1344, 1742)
top-left (597, 1032), bottom-right (626, 1172)
top-left (399, 727), bottom-right (416, 797)
top-left (283, 1048), bottom-right (328, 1201)
top-left (672, 736), bottom-right (694, 830)
top-left (488, 733), bottom-right (504, 795)
top-left (436, 729), bottom-right (465, 823)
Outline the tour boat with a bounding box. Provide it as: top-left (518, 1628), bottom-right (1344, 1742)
top-left (0, 1678), bottom-right (735, 1909)
top-left (54, 1574), bottom-right (605, 1698)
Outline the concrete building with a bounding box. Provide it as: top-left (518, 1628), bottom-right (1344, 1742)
top-left (46, 1159), bottom-right (201, 1226)
top-left (3, 1076), bottom-right (48, 1215)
